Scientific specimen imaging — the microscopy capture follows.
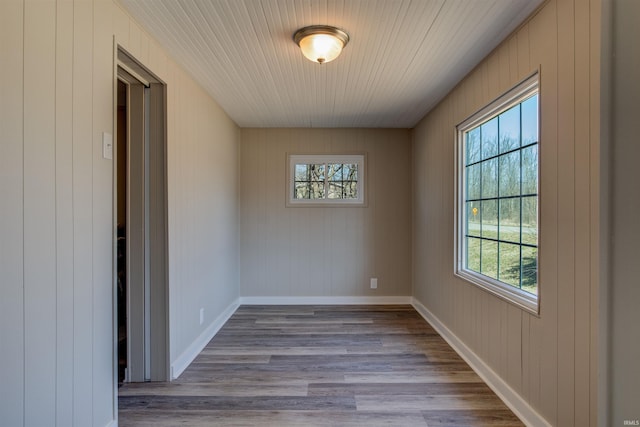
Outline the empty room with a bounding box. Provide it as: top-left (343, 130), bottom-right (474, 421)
top-left (1, 0), bottom-right (638, 426)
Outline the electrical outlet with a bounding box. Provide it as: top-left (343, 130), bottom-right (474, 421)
top-left (199, 308), bottom-right (204, 325)
top-left (370, 278), bottom-right (378, 289)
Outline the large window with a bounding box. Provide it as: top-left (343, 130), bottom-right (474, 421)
top-left (287, 154), bottom-right (365, 206)
top-left (456, 74), bottom-right (539, 313)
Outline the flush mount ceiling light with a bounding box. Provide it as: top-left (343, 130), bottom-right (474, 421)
top-left (293, 25), bottom-right (350, 64)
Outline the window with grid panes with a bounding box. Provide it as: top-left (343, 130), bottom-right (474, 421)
top-left (456, 74), bottom-right (539, 313)
top-left (288, 154), bottom-right (365, 206)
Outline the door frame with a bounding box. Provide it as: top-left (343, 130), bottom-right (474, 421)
top-left (112, 41), bottom-right (169, 402)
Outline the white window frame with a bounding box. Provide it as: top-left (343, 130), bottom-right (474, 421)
top-left (454, 73), bottom-right (540, 314)
top-left (287, 154), bottom-right (366, 206)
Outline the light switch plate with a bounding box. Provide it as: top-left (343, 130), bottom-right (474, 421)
top-left (102, 132), bottom-right (113, 160)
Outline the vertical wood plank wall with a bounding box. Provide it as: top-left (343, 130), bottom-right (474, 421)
top-left (411, 0), bottom-right (601, 425)
top-left (0, 3), bottom-right (25, 426)
top-left (0, 0), bottom-right (240, 425)
top-left (608, 0), bottom-right (640, 424)
top-left (163, 60), bottom-right (239, 365)
top-left (240, 129), bottom-right (411, 298)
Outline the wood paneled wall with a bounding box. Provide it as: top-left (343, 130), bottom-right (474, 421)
top-left (239, 128), bottom-right (411, 298)
top-left (411, 0), bottom-right (601, 425)
top-left (115, 0), bottom-right (241, 385)
top-left (607, 0), bottom-right (640, 424)
top-left (0, 1), bottom-right (239, 425)
top-left (163, 59), bottom-right (240, 365)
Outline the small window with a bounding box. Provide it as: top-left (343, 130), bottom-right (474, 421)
top-left (287, 154), bottom-right (365, 206)
top-left (455, 73), bottom-right (539, 314)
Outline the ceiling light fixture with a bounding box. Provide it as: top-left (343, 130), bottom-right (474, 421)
top-left (293, 25), bottom-right (350, 64)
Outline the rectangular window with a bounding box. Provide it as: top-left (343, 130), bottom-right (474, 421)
top-left (288, 154), bottom-right (365, 206)
top-left (456, 73), bottom-right (539, 314)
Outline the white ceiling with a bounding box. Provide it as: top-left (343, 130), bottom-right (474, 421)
top-left (119, 0), bottom-right (543, 128)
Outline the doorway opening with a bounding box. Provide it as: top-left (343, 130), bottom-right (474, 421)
top-left (115, 47), bottom-right (169, 385)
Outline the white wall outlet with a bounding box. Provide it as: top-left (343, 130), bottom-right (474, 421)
top-left (370, 278), bottom-right (378, 289)
top-left (199, 308), bottom-right (204, 325)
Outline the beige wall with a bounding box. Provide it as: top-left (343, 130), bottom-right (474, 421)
top-left (162, 43), bottom-right (240, 366)
top-left (411, 0), bottom-right (601, 425)
top-left (607, 0), bottom-right (640, 424)
top-left (240, 128), bottom-right (411, 298)
top-left (0, 1), bottom-right (239, 425)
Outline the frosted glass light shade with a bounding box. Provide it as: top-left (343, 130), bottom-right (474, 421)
top-left (293, 26), bottom-right (349, 64)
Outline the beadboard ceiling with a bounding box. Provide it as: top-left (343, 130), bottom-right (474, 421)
top-left (119, 0), bottom-right (542, 128)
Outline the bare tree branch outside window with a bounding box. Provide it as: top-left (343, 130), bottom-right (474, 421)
top-left (295, 163), bottom-right (358, 200)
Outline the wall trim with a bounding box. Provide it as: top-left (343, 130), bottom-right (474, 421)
top-left (239, 296), bottom-right (413, 305)
top-left (105, 420), bottom-right (118, 427)
top-left (411, 297), bottom-right (551, 427)
top-left (170, 299), bottom-right (240, 379)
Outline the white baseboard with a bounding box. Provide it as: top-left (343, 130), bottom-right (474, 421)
top-left (411, 297), bottom-right (551, 427)
top-left (239, 296), bottom-right (412, 305)
top-left (170, 299), bottom-right (240, 379)
top-left (105, 420), bottom-right (118, 427)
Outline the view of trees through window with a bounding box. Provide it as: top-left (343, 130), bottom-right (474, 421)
top-left (463, 93), bottom-right (538, 295)
top-left (294, 163), bottom-right (358, 200)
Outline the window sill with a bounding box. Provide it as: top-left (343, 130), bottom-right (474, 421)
top-left (286, 199), bottom-right (367, 208)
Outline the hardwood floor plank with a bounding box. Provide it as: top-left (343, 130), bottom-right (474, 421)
top-left (121, 395), bottom-right (356, 411)
top-left (119, 382), bottom-right (309, 397)
top-left (198, 346), bottom-right (350, 356)
top-left (343, 371), bottom-right (483, 384)
top-left (422, 409), bottom-right (524, 427)
top-left (175, 370), bottom-right (346, 384)
top-left (307, 382), bottom-right (493, 397)
top-left (119, 410), bottom-right (430, 427)
top-left (118, 305), bottom-right (523, 426)
top-left (356, 394), bottom-right (511, 411)
top-left (190, 354), bottom-right (272, 364)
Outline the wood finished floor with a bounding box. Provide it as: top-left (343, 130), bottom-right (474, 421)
top-left (118, 305), bottom-right (524, 426)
